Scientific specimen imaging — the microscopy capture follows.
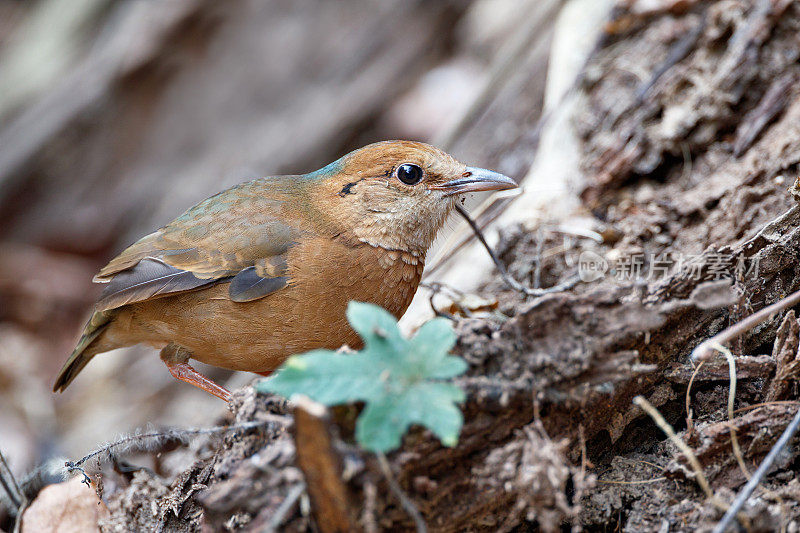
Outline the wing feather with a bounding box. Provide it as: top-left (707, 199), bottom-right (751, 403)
top-left (97, 258), bottom-right (221, 311)
top-left (93, 177), bottom-right (307, 309)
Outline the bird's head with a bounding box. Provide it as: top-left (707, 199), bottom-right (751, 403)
top-left (305, 140), bottom-right (517, 256)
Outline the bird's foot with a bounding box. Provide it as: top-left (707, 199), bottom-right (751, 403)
top-left (164, 361), bottom-right (232, 402)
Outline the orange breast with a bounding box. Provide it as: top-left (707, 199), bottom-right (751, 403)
top-left (118, 237), bottom-right (424, 372)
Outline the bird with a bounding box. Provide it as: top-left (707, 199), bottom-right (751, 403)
top-left (53, 140), bottom-right (517, 402)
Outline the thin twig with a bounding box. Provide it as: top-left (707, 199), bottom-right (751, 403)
top-left (597, 456), bottom-right (668, 485)
top-left (418, 282), bottom-right (461, 320)
top-left (712, 404), bottom-right (800, 533)
top-left (598, 477), bottom-right (666, 485)
top-left (685, 360), bottom-right (705, 435)
top-left (710, 342), bottom-right (751, 479)
top-left (713, 342), bottom-right (787, 531)
top-left (633, 459), bottom-right (665, 471)
top-left (376, 452), bottom-right (427, 533)
top-left (734, 401), bottom-right (800, 415)
top-left (265, 483), bottom-right (306, 533)
top-left (66, 419), bottom-right (279, 479)
top-left (574, 423), bottom-right (589, 532)
top-left (454, 204), bottom-right (580, 297)
top-left (533, 227), bottom-right (543, 289)
top-left (693, 288), bottom-right (800, 361)
top-left (633, 396), bottom-right (728, 512)
top-left (361, 480), bottom-right (379, 533)
top-left (690, 349), bottom-right (788, 533)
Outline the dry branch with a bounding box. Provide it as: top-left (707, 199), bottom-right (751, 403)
top-left (712, 404), bottom-right (800, 533)
top-left (292, 396), bottom-right (358, 533)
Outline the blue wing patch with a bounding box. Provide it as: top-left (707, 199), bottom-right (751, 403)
top-left (228, 267), bottom-right (289, 302)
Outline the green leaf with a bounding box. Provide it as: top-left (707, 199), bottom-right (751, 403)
top-left (258, 351), bottom-right (383, 404)
top-left (411, 317), bottom-right (457, 356)
top-left (408, 318), bottom-right (463, 378)
top-left (425, 355), bottom-right (469, 379)
top-left (355, 383), bottom-right (465, 452)
top-left (346, 301), bottom-right (408, 356)
top-left (256, 301), bottom-right (468, 453)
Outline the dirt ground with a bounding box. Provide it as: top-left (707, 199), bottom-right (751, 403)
top-left (2, 1), bottom-right (800, 532)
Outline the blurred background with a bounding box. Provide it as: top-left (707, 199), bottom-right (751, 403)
top-left (6, 1), bottom-right (800, 530)
top-left (0, 0), bottom-right (562, 477)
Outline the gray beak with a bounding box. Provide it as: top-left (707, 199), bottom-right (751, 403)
top-left (429, 167), bottom-right (518, 196)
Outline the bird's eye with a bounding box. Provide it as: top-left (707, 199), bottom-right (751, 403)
top-left (395, 163), bottom-right (424, 185)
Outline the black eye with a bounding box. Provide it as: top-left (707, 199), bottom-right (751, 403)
top-left (396, 163), bottom-right (423, 185)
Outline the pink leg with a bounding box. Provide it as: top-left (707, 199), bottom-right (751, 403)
top-left (164, 361), bottom-right (232, 402)
top-left (160, 343), bottom-right (231, 402)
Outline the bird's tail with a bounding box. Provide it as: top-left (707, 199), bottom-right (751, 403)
top-left (53, 310), bottom-right (116, 392)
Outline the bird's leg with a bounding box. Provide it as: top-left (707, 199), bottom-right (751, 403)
top-left (165, 362), bottom-right (232, 402)
top-left (159, 343), bottom-right (232, 402)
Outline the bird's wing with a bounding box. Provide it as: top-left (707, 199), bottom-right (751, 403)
top-left (94, 179), bottom-right (306, 311)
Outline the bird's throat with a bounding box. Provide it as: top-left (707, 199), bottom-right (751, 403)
top-left (352, 205), bottom-right (452, 258)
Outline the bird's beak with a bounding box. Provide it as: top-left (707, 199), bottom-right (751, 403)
top-left (429, 167), bottom-right (518, 196)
